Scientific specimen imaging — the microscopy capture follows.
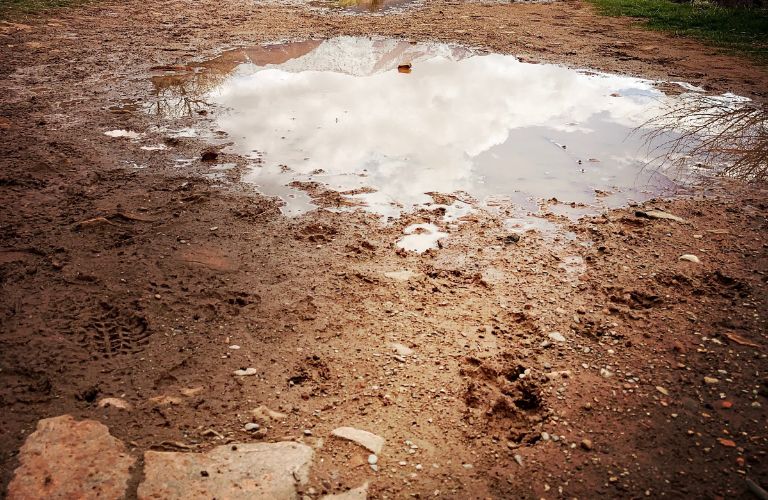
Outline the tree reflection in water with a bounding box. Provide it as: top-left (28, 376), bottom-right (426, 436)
top-left (643, 94), bottom-right (767, 182)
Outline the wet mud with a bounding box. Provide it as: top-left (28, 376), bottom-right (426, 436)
top-left (0, 0), bottom-right (767, 498)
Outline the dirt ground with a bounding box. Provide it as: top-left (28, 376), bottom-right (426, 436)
top-left (1, 0), bottom-right (767, 497)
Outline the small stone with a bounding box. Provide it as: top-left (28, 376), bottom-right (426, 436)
top-left (303, 429), bottom-right (312, 436)
top-left (600, 368), bottom-right (613, 378)
top-left (331, 427), bottom-right (385, 455)
top-left (251, 405), bottom-right (288, 422)
top-left (148, 395), bottom-right (183, 406)
top-left (462, 463), bottom-right (474, 469)
top-left (97, 397), bottom-right (132, 411)
top-left (229, 345), bottom-right (241, 350)
top-left (718, 438), bottom-right (736, 448)
top-left (244, 423), bottom-right (260, 431)
top-left (635, 210), bottom-right (686, 223)
top-left (233, 368), bottom-right (258, 376)
top-left (390, 343), bottom-right (413, 357)
top-left (704, 376), bottom-right (719, 385)
top-left (513, 455), bottom-right (523, 466)
top-left (393, 355), bottom-right (406, 363)
top-left (580, 439), bottom-right (593, 451)
top-left (656, 386), bottom-right (669, 396)
top-left (180, 387), bottom-right (204, 397)
top-left (541, 432), bottom-right (550, 441)
top-left (201, 149), bottom-right (219, 161)
top-left (320, 482), bottom-right (369, 500)
top-left (384, 270), bottom-right (417, 281)
top-left (548, 332), bottom-right (566, 343)
top-left (679, 254), bottom-right (700, 263)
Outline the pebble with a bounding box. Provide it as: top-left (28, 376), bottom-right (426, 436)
top-left (368, 454), bottom-right (378, 465)
top-left (390, 343), bottom-right (413, 356)
top-left (580, 439), bottom-right (593, 451)
top-left (704, 376), bottom-right (719, 385)
top-left (656, 386), bottom-right (669, 396)
top-left (548, 332), bottom-right (566, 342)
top-left (393, 355), bottom-right (406, 363)
top-left (233, 368), bottom-right (258, 376)
top-left (541, 432), bottom-right (550, 441)
top-left (600, 368), bottom-right (613, 378)
top-left (679, 254), bottom-right (701, 263)
top-left (513, 455), bottom-right (523, 466)
top-left (244, 423), bottom-right (260, 431)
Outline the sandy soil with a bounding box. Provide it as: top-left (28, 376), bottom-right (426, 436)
top-left (0, 0), bottom-right (767, 497)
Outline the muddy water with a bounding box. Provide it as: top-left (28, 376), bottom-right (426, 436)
top-left (146, 37), bottom-right (730, 245)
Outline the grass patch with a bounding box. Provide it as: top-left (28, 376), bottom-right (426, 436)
top-left (0, 0), bottom-right (91, 18)
top-left (585, 0), bottom-right (768, 63)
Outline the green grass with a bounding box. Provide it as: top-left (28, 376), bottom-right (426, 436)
top-left (0, 0), bottom-right (90, 18)
top-left (585, 0), bottom-right (768, 63)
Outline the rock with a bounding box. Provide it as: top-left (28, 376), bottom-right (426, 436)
top-left (201, 149), bottom-right (219, 161)
top-left (390, 342), bottom-right (413, 356)
top-left (384, 270), bottom-right (417, 281)
top-left (580, 439), bottom-right (593, 451)
top-left (234, 368), bottom-right (258, 376)
top-left (321, 482), bottom-right (369, 500)
top-left (679, 254), bottom-right (701, 263)
top-left (138, 442), bottom-right (313, 500)
top-left (503, 234), bottom-right (521, 245)
top-left (600, 368), bottom-right (613, 378)
top-left (251, 405), bottom-right (288, 422)
top-left (149, 395), bottom-right (183, 406)
top-left (331, 427), bottom-right (385, 455)
top-left (513, 454), bottom-right (523, 466)
top-left (635, 210), bottom-right (686, 223)
top-left (656, 386), bottom-right (669, 396)
top-left (393, 355), bottom-right (406, 363)
top-left (368, 454), bottom-right (378, 465)
top-left (180, 387), bottom-right (204, 397)
top-left (7, 415), bottom-right (135, 500)
top-left (548, 332), bottom-right (566, 342)
top-left (244, 423), bottom-right (260, 431)
top-left (704, 376), bottom-right (719, 385)
top-left (97, 397), bottom-right (132, 410)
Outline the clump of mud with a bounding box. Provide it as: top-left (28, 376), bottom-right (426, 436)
top-left (461, 354), bottom-right (549, 445)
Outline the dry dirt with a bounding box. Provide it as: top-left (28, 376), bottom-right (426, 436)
top-left (0, 0), bottom-right (767, 498)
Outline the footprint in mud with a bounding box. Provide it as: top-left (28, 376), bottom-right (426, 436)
top-left (73, 301), bottom-right (151, 359)
top-left (460, 355), bottom-right (548, 444)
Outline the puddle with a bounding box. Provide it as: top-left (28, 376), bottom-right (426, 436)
top-left (396, 223), bottom-right (448, 253)
top-left (144, 37), bottom-right (757, 243)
